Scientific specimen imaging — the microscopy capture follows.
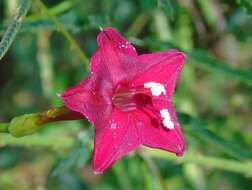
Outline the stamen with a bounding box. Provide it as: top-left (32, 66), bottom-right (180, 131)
top-left (112, 86), bottom-right (151, 112)
top-left (160, 109), bottom-right (174, 129)
top-left (144, 82), bottom-right (166, 96)
top-left (113, 85), bottom-right (173, 130)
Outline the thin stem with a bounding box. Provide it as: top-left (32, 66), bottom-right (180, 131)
top-left (0, 1), bottom-right (76, 36)
top-left (35, 0), bottom-right (90, 68)
top-left (0, 0), bottom-right (31, 60)
top-left (138, 148), bottom-right (169, 190)
top-left (0, 133), bottom-right (74, 149)
top-left (126, 12), bottom-right (150, 37)
top-left (146, 148), bottom-right (252, 176)
top-left (38, 106), bottom-right (83, 124)
top-left (37, 30), bottom-right (54, 98)
top-left (27, 0), bottom-right (75, 22)
top-left (0, 106), bottom-right (83, 137)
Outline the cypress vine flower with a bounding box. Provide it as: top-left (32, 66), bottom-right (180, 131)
top-left (62, 27), bottom-right (186, 173)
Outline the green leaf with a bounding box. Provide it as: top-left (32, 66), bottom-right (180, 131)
top-left (134, 37), bottom-right (252, 85)
top-left (188, 50), bottom-right (252, 85)
top-left (158, 0), bottom-right (178, 21)
top-left (0, 0), bottom-right (31, 60)
top-left (147, 148), bottom-right (252, 176)
top-left (237, 0), bottom-right (252, 15)
top-left (179, 113), bottom-right (252, 160)
top-left (0, 133), bottom-right (74, 148)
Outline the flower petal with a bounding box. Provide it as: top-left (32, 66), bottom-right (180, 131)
top-left (133, 50), bottom-right (186, 96)
top-left (61, 74), bottom-right (113, 126)
top-left (93, 109), bottom-right (140, 173)
top-left (99, 27), bottom-right (137, 57)
top-left (91, 28), bottom-right (138, 84)
top-left (136, 98), bottom-right (185, 156)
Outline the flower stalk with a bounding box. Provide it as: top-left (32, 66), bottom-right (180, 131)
top-left (0, 106), bottom-right (83, 137)
top-left (0, 123), bottom-right (9, 133)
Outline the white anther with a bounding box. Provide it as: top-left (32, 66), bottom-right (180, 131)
top-left (144, 82), bottom-right (166, 96)
top-left (160, 109), bottom-right (174, 129)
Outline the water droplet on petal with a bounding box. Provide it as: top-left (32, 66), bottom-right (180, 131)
top-left (113, 131), bottom-right (116, 139)
top-left (110, 122), bottom-right (117, 130)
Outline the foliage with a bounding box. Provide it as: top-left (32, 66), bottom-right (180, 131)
top-left (0, 0), bottom-right (252, 189)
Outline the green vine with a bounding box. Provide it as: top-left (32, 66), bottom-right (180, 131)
top-left (35, 0), bottom-right (90, 68)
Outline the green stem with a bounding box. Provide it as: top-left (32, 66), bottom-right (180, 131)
top-left (0, 133), bottom-right (74, 149)
top-left (179, 113), bottom-right (252, 160)
top-left (130, 38), bottom-right (252, 85)
top-left (126, 12), bottom-right (150, 37)
top-left (37, 30), bottom-right (54, 98)
top-left (35, 0), bottom-right (90, 68)
top-left (0, 123), bottom-right (9, 133)
top-left (0, 1), bottom-right (77, 35)
top-left (0, 0), bottom-right (31, 60)
top-left (138, 148), bottom-right (168, 190)
top-left (0, 106), bottom-right (83, 137)
top-left (147, 148), bottom-right (252, 176)
top-left (27, 0), bottom-right (75, 22)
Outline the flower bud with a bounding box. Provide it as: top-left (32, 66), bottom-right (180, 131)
top-left (8, 113), bottom-right (42, 137)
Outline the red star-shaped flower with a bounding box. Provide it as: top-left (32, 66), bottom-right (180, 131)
top-left (62, 27), bottom-right (186, 173)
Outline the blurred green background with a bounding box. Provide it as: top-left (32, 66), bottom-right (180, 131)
top-left (0, 0), bottom-right (252, 189)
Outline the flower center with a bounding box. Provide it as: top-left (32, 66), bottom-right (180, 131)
top-left (112, 86), bottom-right (152, 112)
top-left (112, 83), bottom-right (175, 130)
